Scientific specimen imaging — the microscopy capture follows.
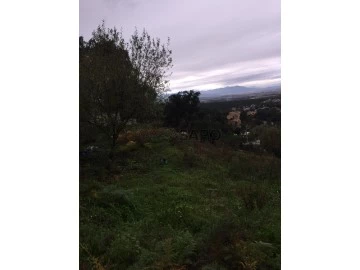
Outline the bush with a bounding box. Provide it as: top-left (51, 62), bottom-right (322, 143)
top-left (108, 233), bottom-right (141, 268)
top-left (118, 128), bottom-right (174, 146)
top-left (183, 147), bottom-right (199, 168)
top-left (169, 132), bottom-right (183, 146)
top-left (251, 125), bottom-right (281, 158)
top-left (236, 182), bottom-right (269, 211)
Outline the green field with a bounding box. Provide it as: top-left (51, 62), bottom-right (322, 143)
top-left (80, 128), bottom-right (280, 270)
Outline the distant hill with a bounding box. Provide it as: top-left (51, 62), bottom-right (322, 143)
top-left (198, 85), bottom-right (281, 101)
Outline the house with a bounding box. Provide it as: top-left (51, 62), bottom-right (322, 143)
top-left (247, 110), bottom-right (257, 117)
top-left (243, 139), bottom-right (261, 146)
top-left (226, 111), bottom-right (241, 128)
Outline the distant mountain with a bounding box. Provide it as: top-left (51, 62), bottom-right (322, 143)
top-left (198, 85), bottom-right (280, 101)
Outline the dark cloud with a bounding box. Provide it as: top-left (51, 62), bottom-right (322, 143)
top-left (80, 0), bottom-right (280, 92)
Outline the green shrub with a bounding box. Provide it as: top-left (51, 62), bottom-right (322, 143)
top-left (183, 147), bottom-right (199, 168)
top-left (237, 182), bottom-right (269, 211)
top-left (108, 233), bottom-right (141, 268)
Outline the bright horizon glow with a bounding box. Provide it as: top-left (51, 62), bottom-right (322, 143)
top-left (169, 57), bottom-right (280, 92)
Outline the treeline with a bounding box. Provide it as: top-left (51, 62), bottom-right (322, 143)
top-left (80, 22), bottom-right (280, 159)
top-left (79, 23), bottom-right (227, 151)
top-left (163, 90), bottom-right (228, 133)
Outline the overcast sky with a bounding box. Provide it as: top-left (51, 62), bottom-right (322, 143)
top-left (80, 0), bottom-right (280, 92)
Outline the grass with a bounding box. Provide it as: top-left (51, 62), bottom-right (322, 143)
top-left (80, 128), bottom-right (280, 269)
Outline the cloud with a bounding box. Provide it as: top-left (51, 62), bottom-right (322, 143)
top-left (80, 0), bottom-right (281, 91)
top-left (170, 57), bottom-right (280, 91)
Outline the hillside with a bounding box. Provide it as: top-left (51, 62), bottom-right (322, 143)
top-left (80, 128), bottom-right (281, 269)
top-left (198, 85), bottom-right (281, 102)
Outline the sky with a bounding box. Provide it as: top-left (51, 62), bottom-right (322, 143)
top-left (80, 0), bottom-right (280, 93)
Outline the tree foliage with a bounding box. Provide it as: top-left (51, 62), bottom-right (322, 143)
top-left (129, 28), bottom-right (173, 93)
top-left (164, 90), bottom-right (200, 129)
top-left (80, 22), bottom-right (172, 152)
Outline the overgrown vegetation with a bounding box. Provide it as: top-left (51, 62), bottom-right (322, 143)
top-left (80, 128), bottom-right (280, 269)
top-left (80, 23), bottom-right (280, 270)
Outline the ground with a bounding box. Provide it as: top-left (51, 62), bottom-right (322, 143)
top-left (80, 128), bottom-right (281, 270)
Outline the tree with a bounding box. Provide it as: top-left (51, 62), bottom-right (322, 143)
top-left (164, 90), bottom-right (200, 129)
top-left (80, 22), bottom-right (172, 156)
